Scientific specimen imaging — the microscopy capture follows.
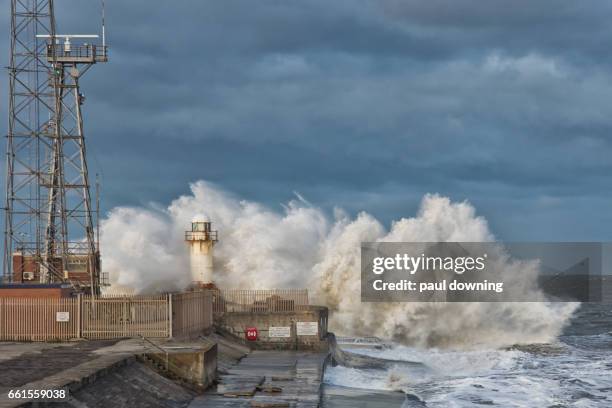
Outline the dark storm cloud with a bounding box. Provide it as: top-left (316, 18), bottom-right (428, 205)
top-left (1, 0), bottom-right (612, 240)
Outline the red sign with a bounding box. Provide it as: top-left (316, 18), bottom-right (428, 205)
top-left (246, 327), bottom-right (258, 341)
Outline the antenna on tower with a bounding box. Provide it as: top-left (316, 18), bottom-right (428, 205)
top-left (96, 173), bottom-right (100, 252)
top-left (101, 0), bottom-right (106, 48)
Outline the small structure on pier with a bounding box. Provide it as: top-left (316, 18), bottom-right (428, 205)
top-left (185, 216), bottom-right (218, 287)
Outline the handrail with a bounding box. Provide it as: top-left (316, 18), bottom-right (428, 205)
top-left (212, 288), bottom-right (309, 313)
top-left (46, 43), bottom-right (108, 59)
top-left (185, 230), bottom-right (218, 241)
top-left (139, 334), bottom-right (169, 371)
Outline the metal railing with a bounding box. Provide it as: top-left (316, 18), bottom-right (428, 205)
top-left (212, 289), bottom-right (309, 314)
top-left (81, 294), bottom-right (170, 339)
top-left (139, 335), bottom-right (169, 371)
top-left (185, 230), bottom-right (218, 241)
top-left (100, 272), bottom-right (110, 287)
top-left (46, 44), bottom-right (108, 62)
top-left (0, 297), bottom-right (80, 341)
top-left (171, 291), bottom-right (213, 338)
top-left (0, 291), bottom-right (214, 341)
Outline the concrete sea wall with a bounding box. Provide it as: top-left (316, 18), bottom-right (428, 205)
top-left (215, 306), bottom-right (329, 351)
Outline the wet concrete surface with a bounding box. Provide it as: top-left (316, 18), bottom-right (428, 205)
top-left (0, 340), bottom-right (121, 387)
top-left (190, 350), bottom-right (326, 408)
top-left (321, 384), bottom-right (425, 408)
top-left (0, 338), bottom-right (194, 408)
top-left (55, 360), bottom-right (196, 408)
top-left (0, 336), bottom-right (330, 408)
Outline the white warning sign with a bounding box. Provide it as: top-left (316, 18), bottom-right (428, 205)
top-left (268, 326), bottom-right (291, 338)
top-left (56, 312), bottom-right (70, 322)
top-left (296, 321), bottom-right (318, 336)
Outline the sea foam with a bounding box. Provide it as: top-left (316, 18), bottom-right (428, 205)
top-left (101, 180), bottom-right (577, 348)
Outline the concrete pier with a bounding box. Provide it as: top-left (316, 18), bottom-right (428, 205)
top-left (0, 338), bottom-right (213, 408)
top-left (190, 350), bottom-right (327, 408)
top-left (321, 384), bottom-right (416, 408)
top-left (0, 332), bottom-right (329, 407)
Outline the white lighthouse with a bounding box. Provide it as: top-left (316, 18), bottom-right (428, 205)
top-left (185, 215), bottom-right (218, 286)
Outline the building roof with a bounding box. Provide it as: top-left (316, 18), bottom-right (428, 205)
top-left (0, 283), bottom-right (71, 289)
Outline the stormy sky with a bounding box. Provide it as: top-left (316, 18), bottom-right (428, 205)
top-left (2, 0), bottom-right (612, 240)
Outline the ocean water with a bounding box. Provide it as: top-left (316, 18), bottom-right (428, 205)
top-left (324, 303), bottom-right (612, 407)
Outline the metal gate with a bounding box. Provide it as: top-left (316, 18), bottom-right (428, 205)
top-left (81, 295), bottom-right (170, 339)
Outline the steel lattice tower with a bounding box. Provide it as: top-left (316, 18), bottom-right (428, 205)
top-left (4, 0), bottom-right (107, 294)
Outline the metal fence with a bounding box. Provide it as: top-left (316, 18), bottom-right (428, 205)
top-left (171, 291), bottom-right (213, 338)
top-left (0, 297), bottom-right (79, 341)
top-left (81, 294), bottom-right (170, 339)
top-left (212, 289), bottom-right (309, 314)
top-left (0, 291), bottom-right (214, 341)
